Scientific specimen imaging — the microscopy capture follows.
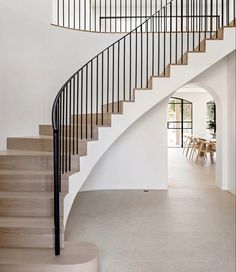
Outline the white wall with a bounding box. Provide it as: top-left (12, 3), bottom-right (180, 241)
top-left (82, 51), bottom-right (235, 194)
top-left (174, 90), bottom-right (213, 137)
top-left (0, 0), bottom-right (122, 150)
top-left (190, 50), bottom-right (236, 195)
top-left (82, 99), bottom-right (168, 191)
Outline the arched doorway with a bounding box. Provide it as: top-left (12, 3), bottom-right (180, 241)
top-left (167, 85), bottom-right (218, 189)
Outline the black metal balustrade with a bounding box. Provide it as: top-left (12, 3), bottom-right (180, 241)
top-left (53, 0), bottom-right (236, 32)
top-left (52, 0), bottom-right (236, 255)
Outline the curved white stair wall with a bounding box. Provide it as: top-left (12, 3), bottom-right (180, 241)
top-left (64, 27), bottom-right (236, 227)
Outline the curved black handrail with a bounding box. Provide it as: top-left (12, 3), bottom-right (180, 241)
top-left (52, 0), bottom-right (235, 256)
top-left (52, 1), bottom-right (174, 129)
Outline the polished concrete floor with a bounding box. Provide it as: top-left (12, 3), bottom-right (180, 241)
top-left (66, 149), bottom-right (235, 272)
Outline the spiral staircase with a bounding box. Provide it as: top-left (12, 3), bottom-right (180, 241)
top-left (0, 0), bottom-right (235, 271)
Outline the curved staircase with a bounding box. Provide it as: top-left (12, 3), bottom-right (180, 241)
top-left (0, 0), bottom-right (235, 271)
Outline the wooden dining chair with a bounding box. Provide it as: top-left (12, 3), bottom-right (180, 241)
top-left (189, 138), bottom-right (202, 160)
top-left (196, 140), bottom-right (216, 165)
top-left (183, 135), bottom-right (193, 157)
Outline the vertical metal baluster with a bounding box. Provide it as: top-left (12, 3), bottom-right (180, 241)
top-left (110, 0), bottom-right (112, 32)
top-left (129, 33), bottom-right (132, 100)
top-left (216, 0), bottom-right (219, 37)
top-left (155, 0), bottom-right (157, 35)
top-left (101, 52), bottom-right (104, 125)
top-left (141, 24), bottom-right (143, 87)
top-left (68, 80), bottom-right (72, 171)
top-left (130, 0), bottom-right (132, 32)
top-left (187, 0), bottom-right (190, 50)
top-left (152, 16), bottom-right (155, 75)
top-left (95, 0), bottom-right (97, 31)
top-left (135, 29), bottom-right (138, 87)
top-left (74, 0), bottom-right (75, 28)
top-left (115, 0), bottom-right (117, 32)
top-left (140, 0), bottom-right (142, 26)
top-left (85, 65), bottom-right (88, 139)
top-left (135, 0), bottom-right (137, 28)
top-left (125, 0), bottom-right (127, 32)
top-left (90, 0), bottom-right (92, 31)
top-left (80, 69), bottom-right (83, 139)
top-left (221, 0), bottom-right (224, 27)
top-left (226, 0), bottom-right (229, 25)
top-left (65, 85), bottom-right (68, 171)
top-left (96, 57), bottom-right (99, 126)
top-left (72, 76), bottom-right (75, 155)
top-left (163, 8), bottom-right (166, 74)
top-left (205, 0), bottom-right (207, 38)
top-left (79, 0), bottom-right (81, 29)
top-left (145, 0), bottom-right (147, 19)
top-left (107, 48), bottom-right (110, 111)
top-left (58, 97), bottom-right (61, 186)
top-left (193, 0), bottom-right (195, 50)
top-left (181, 0), bottom-right (183, 62)
top-left (62, 89), bottom-right (65, 173)
top-left (123, 38), bottom-right (126, 99)
top-left (105, 0), bottom-right (107, 32)
top-left (91, 61), bottom-right (93, 139)
top-left (169, 3), bottom-right (172, 64)
top-left (99, 0), bottom-right (101, 31)
top-left (210, 0), bottom-right (213, 36)
top-left (158, 11), bottom-right (160, 75)
top-left (57, 0), bottom-right (60, 25)
top-left (199, 0), bottom-right (201, 49)
top-left (76, 73), bottom-right (79, 153)
top-left (175, 0), bottom-right (178, 63)
top-left (68, 0), bottom-right (70, 28)
top-left (146, 20), bottom-right (149, 86)
top-left (84, 0), bottom-right (86, 30)
top-left (120, 0), bottom-right (122, 32)
top-left (117, 42), bottom-right (120, 110)
top-left (112, 45), bottom-right (115, 112)
top-left (234, 0), bottom-right (236, 26)
top-left (63, 0), bottom-right (65, 26)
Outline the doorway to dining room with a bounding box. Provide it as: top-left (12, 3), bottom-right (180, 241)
top-left (167, 84), bottom-right (217, 187)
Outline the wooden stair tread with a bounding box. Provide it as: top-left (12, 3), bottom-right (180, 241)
top-left (0, 169), bottom-right (72, 178)
top-left (0, 216), bottom-right (54, 229)
top-left (0, 170), bottom-right (53, 175)
top-left (0, 150), bottom-right (52, 156)
top-left (0, 241), bottom-right (98, 266)
top-left (7, 136), bottom-right (88, 142)
top-left (0, 191), bottom-right (58, 199)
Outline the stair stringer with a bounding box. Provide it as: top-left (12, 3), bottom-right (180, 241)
top-left (63, 26), bottom-right (236, 228)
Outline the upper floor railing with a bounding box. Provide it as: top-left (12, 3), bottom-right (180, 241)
top-left (51, 0), bottom-right (236, 256)
top-left (52, 0), bottom-right (236, 32)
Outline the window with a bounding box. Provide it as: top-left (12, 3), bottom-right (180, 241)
top-left (207, 101), bottom-right (216, 134)
top-left (167, 97), bottom-right (193, 148)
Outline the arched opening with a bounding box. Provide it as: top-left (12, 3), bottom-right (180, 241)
top-left (167, 84), bottom-right (218, 189)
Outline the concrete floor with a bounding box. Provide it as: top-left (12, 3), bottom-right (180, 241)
top-left (66, 149), bottom-right (235, 272)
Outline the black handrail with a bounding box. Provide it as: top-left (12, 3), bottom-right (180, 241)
top-left (52, 0), bottom-right (236, 255)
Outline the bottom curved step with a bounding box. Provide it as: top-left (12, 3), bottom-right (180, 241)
top-left (0, 241), bottom-right (99, 272)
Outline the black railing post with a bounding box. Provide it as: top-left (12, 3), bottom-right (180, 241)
top-left (53, 127), bottom-right (60, 256)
